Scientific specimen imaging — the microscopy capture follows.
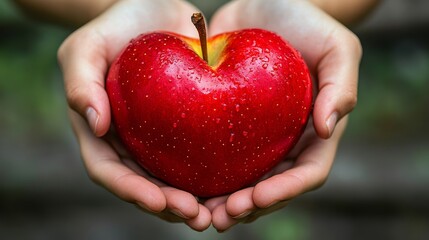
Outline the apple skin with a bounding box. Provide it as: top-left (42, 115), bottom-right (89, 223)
top-left (106, 29), bottom-right (312, 197)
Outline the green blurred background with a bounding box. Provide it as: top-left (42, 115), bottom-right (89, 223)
top-left (1, 1), bottom-right (429, 239)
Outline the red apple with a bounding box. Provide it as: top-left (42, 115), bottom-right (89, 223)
top-left (106, 21), bottom-right (312, 197)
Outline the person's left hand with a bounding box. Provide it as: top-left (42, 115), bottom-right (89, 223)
top-left (204, 0), bottom-right (361, 232)
top-left (204, 117), bottom-right (348, 231)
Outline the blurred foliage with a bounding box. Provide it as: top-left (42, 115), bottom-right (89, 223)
top-left (0, 1), bottom-right (70, 140)
top-left (345, 35), bottom-right (429, 141)
top-left (256, 211), bottom-right (309, 240)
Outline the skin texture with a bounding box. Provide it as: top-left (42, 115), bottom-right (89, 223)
top-left (13, 0), bottom-right (380, 233)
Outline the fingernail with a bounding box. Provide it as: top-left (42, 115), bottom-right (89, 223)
top-left (326, 112), bottom-right (338, 137)
top-left (265, 201), bottom-right (278, 209)
top-left (135, 202), bottom-right (157, 213)
top-left (170, 209), bottom-right (189, 219)
top-left (86, 107), bottom-right (99, 135)
top-left (233, 210), bottom-right (251, 219)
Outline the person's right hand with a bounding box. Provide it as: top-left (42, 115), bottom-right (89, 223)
top-left (58, 0), bottom-right (212, 231)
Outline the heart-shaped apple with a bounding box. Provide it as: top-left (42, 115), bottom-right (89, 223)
top-left (106, 14), bottom-right (312, 197)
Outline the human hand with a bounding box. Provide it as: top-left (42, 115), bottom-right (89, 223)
top-left (205, 117), bottom-right (348, 231)
top-left (206, 0), bottom-right (361, 231)
top-left (58, 0), bottom-right (211, 231)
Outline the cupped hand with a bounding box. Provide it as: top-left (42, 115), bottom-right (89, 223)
top-left (205, 117), bottom-right (348, 231)
top-left (58, 0), bottom-right (211, 231)
top-left (206, 0), bottom-right (361, 231)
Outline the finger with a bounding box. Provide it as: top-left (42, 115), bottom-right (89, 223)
top-left (312, 29), bottom-right (361, 138)
top-left (144, 203), bottom-right (211, 231)
top-left (211, 203), bottom-right (239, 233)
top-left (160, 187), bottom-right (199, 220)
top-left (70, 110), bottom-right (166, 212)
top-left (252, 117), bottom-right (348, 208)
top-left (185, 204), bottom-right (212, 232)
top-left (204, 195), bottom-right (229, 212)
top-left (225, 187), bottom-right (255, 219)
top-left (58, 29), bottom-right (111, 137)
top-left (135, 205), bottom-right (184, 223)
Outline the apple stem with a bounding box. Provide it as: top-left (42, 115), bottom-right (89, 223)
top-left (191, 13), bottom-right (208, 63)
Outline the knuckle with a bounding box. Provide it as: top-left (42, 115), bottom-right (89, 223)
top-left (348, 32), bottom-right (363, 59)
top-left (343, 89), bottom-right (358, 112)
top-left (57, 28), bottom-right (88, 64)
top-left (65, 85), bottom-right (85, 111)
top-left (57, 38), bottom-right (69, 64)
top-left (57, 33), bottom-right (76, 64)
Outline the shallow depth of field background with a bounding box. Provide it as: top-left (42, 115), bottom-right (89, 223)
top-left (1, 1), bottom-right (428, 239)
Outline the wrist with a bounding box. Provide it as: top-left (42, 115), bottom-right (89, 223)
top-left (13, 0), bottom-right (120, 28)
top-left (308, 0), bottom-right (381, 26)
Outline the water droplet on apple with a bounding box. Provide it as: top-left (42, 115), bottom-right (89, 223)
top-left (216, 118), bottom-right (221, 124)
top-left (235, 104), bottom-right (240, 112)
top-left (242, 131), bottom-right (248, 137)
top-left (264, 48), bottom-right (270, 53)
top-left (222, 103), bottom-right (227, 111)
top-left (181, 112), bottom-right (186, 118)
top-left (261, 56), bottom-right (269, 62)
top-left (173, 122), bottom-right (177, 128)
top-left (229, 123), bottom-right (234, 129)
top-left (272, 63), bottom-right (279, 70)
top-left (229, 133), bottom-right (235, 143)
top-left (262, 63), bottom-right (268, 69)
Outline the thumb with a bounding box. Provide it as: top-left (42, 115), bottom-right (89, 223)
top-left (58, 30), bottom-right (111, 137)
